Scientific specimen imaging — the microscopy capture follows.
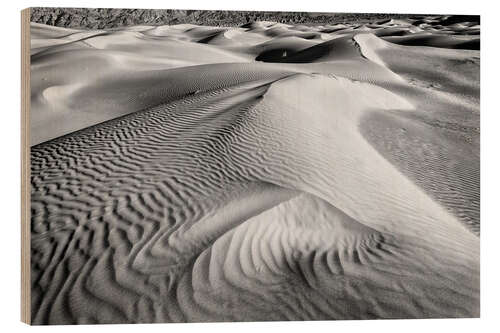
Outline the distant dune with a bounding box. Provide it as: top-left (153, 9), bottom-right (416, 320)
top-left (30, 15), bottom-right (479, 324)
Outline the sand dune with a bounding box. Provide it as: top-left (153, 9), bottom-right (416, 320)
top-left (30, 15), bottom-right (479, 324)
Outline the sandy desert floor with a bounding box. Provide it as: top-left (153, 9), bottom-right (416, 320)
top-left (30, 15), bottom-right (479, 324)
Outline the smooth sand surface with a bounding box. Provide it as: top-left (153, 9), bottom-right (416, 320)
top-left (30, 15), bottom-right (479, 324)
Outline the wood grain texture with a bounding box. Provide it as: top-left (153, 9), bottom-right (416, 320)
top-left (21, 7), bottom-right (31, 325)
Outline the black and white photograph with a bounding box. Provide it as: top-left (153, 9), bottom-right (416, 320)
top-left (19, 3), bottom-right (483, 327)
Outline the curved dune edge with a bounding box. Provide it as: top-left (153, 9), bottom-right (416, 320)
top-left (353, 33), bottom-right (389, 67)
top-left (30, 17), bottom-right (479, 145)
top-left (182, 192), bottom-right (477, 321)
top-left (352, 31), bottom-right (479, 233)
top-left (30, 69), bottom-right (478, 323)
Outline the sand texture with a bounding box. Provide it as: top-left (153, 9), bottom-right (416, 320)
top-left (29, 14), bottom-right (479, 324)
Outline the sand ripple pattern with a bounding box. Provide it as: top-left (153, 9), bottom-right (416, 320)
top-left (31, 74), bottom-right (478, 324)
top-left (30, 15), bottom-right (479, 324)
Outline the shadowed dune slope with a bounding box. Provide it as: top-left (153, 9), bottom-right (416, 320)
top-left (354, 33), bottom-right (479, 233)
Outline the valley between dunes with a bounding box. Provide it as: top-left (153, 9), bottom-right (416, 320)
top-left (29, 15), bottom-right (480, 324)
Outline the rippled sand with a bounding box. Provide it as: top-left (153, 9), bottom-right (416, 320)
top-left (30, 16), bottom-right (480, 324)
